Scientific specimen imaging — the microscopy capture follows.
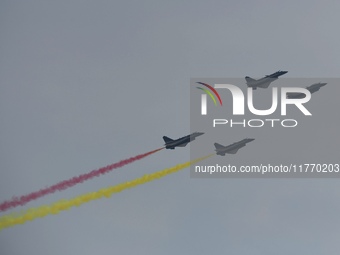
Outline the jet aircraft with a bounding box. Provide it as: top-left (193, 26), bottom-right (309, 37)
top-left (286, 82), bottom-right (327, 99)
top-left (163, 132), bottom-right (204, 149)
top-left (214, 138), bottom-right (255, 156)
top-left (245, 70), bottom-right (288, 90)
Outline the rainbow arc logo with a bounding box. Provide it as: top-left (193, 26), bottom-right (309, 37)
top-left (196, 82), bottom-right (223, 106)
top-left (196, 82), bottom-right (223, 115)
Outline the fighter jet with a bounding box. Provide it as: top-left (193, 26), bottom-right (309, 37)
top-left (245, 70), bottom-right (288, 90)
top-left (163, 132), bottom-right (204, 149)
top-left (286, 82), bottom-right (327, 99)
top-left (214, 138), bottom-right (255, 156)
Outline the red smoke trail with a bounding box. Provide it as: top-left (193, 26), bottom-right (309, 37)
top-left (0, 147), bottom-right (163, 212)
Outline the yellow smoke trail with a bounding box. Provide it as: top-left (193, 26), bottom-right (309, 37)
top-left (0, 154), bottom-right (213, 231)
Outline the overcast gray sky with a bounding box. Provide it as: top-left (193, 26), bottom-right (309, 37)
top-left (1, 1), bottom-right (340, 254)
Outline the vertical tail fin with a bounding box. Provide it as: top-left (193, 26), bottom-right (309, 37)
top-left (245, 76), bottom-right (256, 85)
top-left (163, 136), bottom-right (174, 143)
top-left (214, 143), bottom-right (225, 150)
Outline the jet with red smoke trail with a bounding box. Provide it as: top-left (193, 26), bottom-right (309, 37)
top-left (0, 147), bottom-right (163, 212)
top-left (163, 132), bottom-right (204, 149)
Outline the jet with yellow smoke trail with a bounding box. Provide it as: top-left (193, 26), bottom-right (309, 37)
top-left (214, 138), bottom-right (255, 156)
